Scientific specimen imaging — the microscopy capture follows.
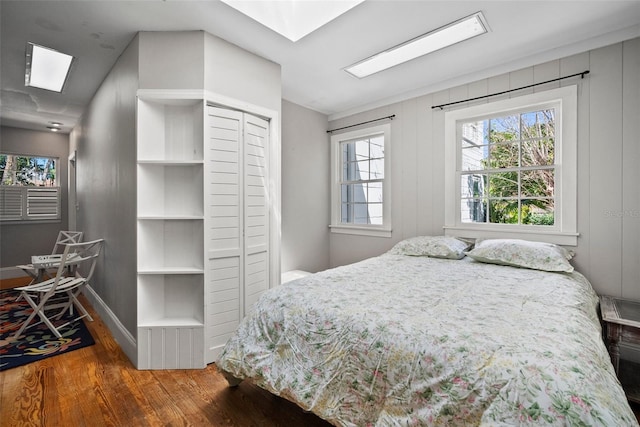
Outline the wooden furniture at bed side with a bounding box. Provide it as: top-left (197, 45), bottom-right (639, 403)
top-left (600, 295), bottom-right (640, 404)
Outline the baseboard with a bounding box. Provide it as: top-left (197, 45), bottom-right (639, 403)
top-left (83, 285), bottom-right (137, 367)
top-left (1, 266), bottom-right (26, 280)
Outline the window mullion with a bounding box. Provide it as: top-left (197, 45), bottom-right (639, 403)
top-left (341, 178), bottom-right (384, 185)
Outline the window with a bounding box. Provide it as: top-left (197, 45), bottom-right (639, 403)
top-left (0, 154), bottom-right (61, 222)
top-left (444, 86), bottom-right (578, 245)
top-left (330, 124), bottom-right (391, 237)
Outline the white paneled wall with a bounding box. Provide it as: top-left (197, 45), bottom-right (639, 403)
top-left (621, 39), bottom-right (640, 301)
top-left (327, 38), bottom-right (640, 300)
top-left (281, 101), bottom-right (331, 274)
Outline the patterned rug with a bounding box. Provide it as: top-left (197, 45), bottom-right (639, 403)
top-left (0, 289), bottom-right (95, 371)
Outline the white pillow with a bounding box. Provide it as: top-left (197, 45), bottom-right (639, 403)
top-left (388, 236), bottom-right (471, 259)
top-left (465, 238), bottom-right (574, 272)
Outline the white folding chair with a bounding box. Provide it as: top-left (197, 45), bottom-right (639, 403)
top-left (16, 231), bottom-right (84, 284)
top-left (13, 239), bottom-right (104, 339)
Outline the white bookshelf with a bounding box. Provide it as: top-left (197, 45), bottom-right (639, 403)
top-left (137, 219), bottom-right (204, 272)
top-left (137, 99), bottom-right (203, 162)
top-left (135, 93), bottom-right (277, 369)
top-left (137, 163), bottom-right (204, 218)
top-left (138, 274), bottom-right (204, 327)
top-left (136, 94), bottom-right (206, 369)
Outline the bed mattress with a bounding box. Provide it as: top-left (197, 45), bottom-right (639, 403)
top-left (217, 254), bottom-right (637, 426)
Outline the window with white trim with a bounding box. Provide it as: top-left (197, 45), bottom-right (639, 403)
top-left (330, 124), bottom-right (391, 237)
top-left (444, 86), bottom-right (578, 245)
top-left (0, 154), bottom-right (61, 222)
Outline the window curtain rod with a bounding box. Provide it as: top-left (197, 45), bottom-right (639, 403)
top-left (327, 115), bottom-right (395, 133)
top-left (431, 70), bottom-right (590, 110)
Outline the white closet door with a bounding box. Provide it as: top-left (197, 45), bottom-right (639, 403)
top-left (243, 114), bottom-right (270, 315)
top-left (205, 107), bottom-right (271, 363)
top-left (206, 106), bottom-right (243, 362)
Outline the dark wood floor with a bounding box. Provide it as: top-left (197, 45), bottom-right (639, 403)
top-left (0, 291), bottom-right (331, 427)
top-left (1, 282), bottom-right (639, 426)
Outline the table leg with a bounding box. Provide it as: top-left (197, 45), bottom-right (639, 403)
top-left (608, 323), bottom-right (621, 374)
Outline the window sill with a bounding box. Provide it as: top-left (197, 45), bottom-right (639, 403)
top-left (443, 226), bottom-right (579, 246)
top-left (329, 224), bottom-right (392, 238)
top-left (1, 219), bottom-right (61, 225)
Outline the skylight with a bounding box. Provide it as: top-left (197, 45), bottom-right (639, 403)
top-left (220, 0), bottom-right (365, 42)
top-left (25, 42), bottom-right (74, 92)
top-left (345, 12), bottom-right (488, 78)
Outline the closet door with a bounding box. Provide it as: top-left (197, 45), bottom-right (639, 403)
top-left (205, 107), bottom-right (271, 363)
top-left (206, 107), bottom-right (244, 362)
top-left (243, 114), bottom-right (270, 314)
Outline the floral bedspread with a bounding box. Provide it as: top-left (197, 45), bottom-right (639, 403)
top-left (217, 254), bottom-right (638, 426)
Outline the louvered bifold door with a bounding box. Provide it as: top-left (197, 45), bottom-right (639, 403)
top-left (243, 114), bottom-right (270, 315)
top-left (205, 106), bottom-right (244, 362)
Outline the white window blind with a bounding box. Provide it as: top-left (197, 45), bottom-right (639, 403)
top-left (0, 187), bottom-right (23, 220)
top-left (0, 186), bottom-right (60, 221)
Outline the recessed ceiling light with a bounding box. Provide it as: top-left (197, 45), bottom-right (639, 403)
top-left (25, 42), bottom-right (74, 92)
top-left (220, 0), bottom-right (365, 42)
top-left (47, 126), bottom-right (61, 132)
top-left (345, 12), bottom-right (488, 78)
top-left (49, 121), bottom-right (62, 127)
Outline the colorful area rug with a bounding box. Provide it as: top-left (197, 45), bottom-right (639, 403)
top-left (0, 289), bottom-right (95, 371)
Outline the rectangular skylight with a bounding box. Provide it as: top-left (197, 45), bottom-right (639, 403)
top-left (25, 42), bottom-right (74, 92)
top-left (345, 12), bottom-right (488, 78)
top-left (221, 0), bottom-right (365, 42)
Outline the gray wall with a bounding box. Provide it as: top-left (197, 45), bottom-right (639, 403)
top-left (139, 32), bottom-right (204, 89)
top-left (69, 34), bottom-right (140, 341)
top-left (281, 100), bottom-right (330, 274)
top-left (327, 38), bottom-right (640, 300)
top-left (0, 126), bottom-right (69, 267)
top-left (204, 32), bottom-right (282, 113)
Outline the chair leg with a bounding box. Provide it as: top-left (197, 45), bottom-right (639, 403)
top-left (13, 304), bottom-right (40, 339)
top-left (15, 277), bottom-right (36, 302)
top-left (35, 309), bottom-right (63, 338)
top-left (13, 293), bottom-right (63, 339)
top-left (71, 291), bottom-right (93, 322)
top-left (52, 292), bottom-right (75, 320)
top-left (52, 290), bottom-right (92, 323)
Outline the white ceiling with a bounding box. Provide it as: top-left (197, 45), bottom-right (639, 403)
top-left (1, 1), bottom-right (639, 134)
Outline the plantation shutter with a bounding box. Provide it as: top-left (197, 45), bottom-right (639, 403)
top-left (27, 188), bottom-right (60, 219)
top-left (0, 187), bottom-right (23, 220)
top-left (0, 187), bottom-right (60, 221)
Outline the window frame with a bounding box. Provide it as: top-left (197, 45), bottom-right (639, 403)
top-left (330, 123), bottom-right (392, 237)
top-left (0, 153), bottom-right (61, 223)
top-left (444, 85), bottom-right (578, 246)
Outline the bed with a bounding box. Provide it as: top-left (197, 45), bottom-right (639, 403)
top-left (216, 237), bottom-right (638, 426)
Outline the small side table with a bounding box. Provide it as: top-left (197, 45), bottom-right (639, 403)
top-left (600, 295), bottom-right (640, 403)
top-left (31, 254), bottom-right (65, 282)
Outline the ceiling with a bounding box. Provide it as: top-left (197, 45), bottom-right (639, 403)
top-left (1, 1), bottom-right (639, 134)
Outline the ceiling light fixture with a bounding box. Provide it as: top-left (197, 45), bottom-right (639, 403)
top-left (25, 42), bottom-right (74, 92)
top-left (47, 126), bottom-right (60, 132)
top-left (345, 12), bottom-right (488, 78)
top-left (220, 0), bottom-right (365, 42)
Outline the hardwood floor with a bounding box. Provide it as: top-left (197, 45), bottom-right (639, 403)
top-left (2, 286), bottom-right (639, 426)
top-left (0, 293), bottom-right (331, 427)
